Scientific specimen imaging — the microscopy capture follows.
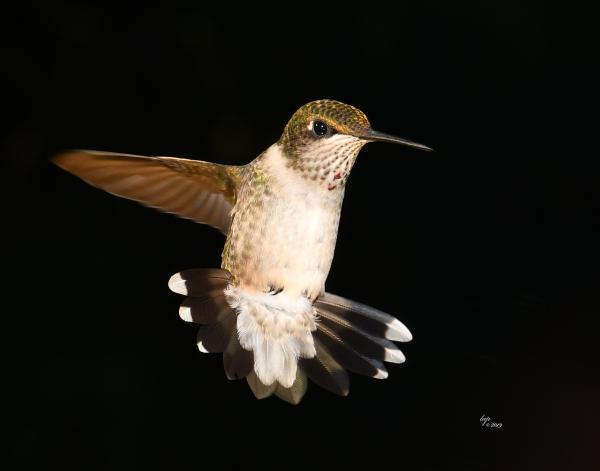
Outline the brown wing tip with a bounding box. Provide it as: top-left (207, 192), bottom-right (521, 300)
top-left (52, 149), bottom-right (139, 166)
top-left (51, 149), bottom-right (105, 173)
top-left (51, 149), bottom-right (80, 170)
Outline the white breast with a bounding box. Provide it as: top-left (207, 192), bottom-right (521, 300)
top-left (244, 144), bottom-right (344, 299)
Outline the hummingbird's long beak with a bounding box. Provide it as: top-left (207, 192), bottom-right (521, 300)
top-left (362, 129), bottom-right (434, 152)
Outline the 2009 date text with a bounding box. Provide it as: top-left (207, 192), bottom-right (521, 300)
top-left (480, 414), bottom-right (502, 429)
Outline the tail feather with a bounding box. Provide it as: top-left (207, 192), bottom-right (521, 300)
top-left (196, 312), bottom-right (235, 353)
top-left (300, 340), bottom-right (350, 396)
top-left (246, 371), bottom-right (277, 399)
top-left (168, 268), bottom-right (412, 404)
top-left (314, 292), bottom-right (412, 342)
top-left (316, 308), bottom-right (406, 364)
top-left (274, 368), bottom-right (308, 405)
top-left (179, 295), bottom-right (231, 324)
top-left (314, 327), bottom-right (388, 379)
top-left (168, 268), bottom-right (230, 296)
top-left (223, 333), bottom-right (254, 380)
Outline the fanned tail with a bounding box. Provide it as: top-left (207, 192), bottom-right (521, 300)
top-left (168, 268), bottom-right (253, 379)
top-left (168, 269), bottom-right (412, 404)
top-left (303, 292), bottom-right (412, 396)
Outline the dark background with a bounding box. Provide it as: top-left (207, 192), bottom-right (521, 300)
top-left (2, 2), bottom-right (598, 470)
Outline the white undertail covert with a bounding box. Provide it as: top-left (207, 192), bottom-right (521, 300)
top-left (225, 285), bottom-right (317, 388)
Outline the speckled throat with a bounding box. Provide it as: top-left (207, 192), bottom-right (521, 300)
top-left (283, 134), bottom-right (366, 191)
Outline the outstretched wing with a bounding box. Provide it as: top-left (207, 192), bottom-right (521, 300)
top-left (53, 150), bottom-right (241, 234)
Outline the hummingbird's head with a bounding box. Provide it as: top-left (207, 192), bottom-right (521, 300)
top-left (278, 99), bottom-right (431, 190)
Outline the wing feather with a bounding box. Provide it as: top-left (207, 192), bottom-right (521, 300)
top-left (53, 150), bottom-right (241, 234)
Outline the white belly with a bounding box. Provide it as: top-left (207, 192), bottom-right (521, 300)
top-left (255, 185), bottom-right (342, 298)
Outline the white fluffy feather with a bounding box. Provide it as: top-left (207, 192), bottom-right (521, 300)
top-left (225, 285), bottom-right (317, 388)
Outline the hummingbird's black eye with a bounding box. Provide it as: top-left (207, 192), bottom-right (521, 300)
top-left (312, 120), bottom-right (328, 137)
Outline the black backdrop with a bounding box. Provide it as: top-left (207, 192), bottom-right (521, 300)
top-left (3, 3), bottom-right (598, 470)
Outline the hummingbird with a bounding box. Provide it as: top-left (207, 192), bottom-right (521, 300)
top-left (53, 99), bottom-right (432, 404)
